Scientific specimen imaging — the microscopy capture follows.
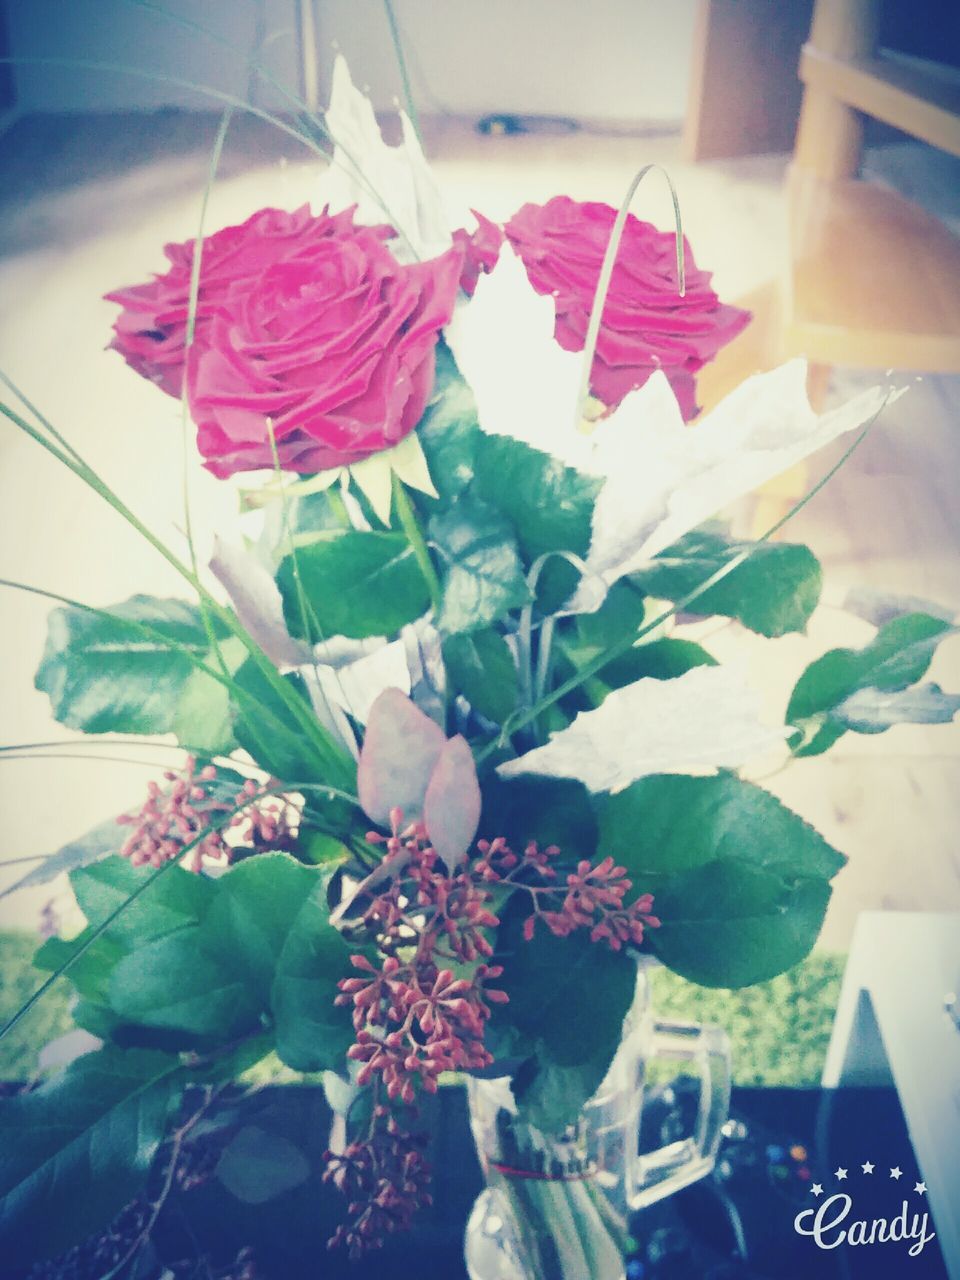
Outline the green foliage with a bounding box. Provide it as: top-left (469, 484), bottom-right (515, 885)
top-left (0, 1047), bottom-right (183, 1267)
top-left (271, 866), bottom-right (356, 1072)
top-left (442, 628), bottom-right (519, 723)
top-left (480, 775), bottom-right (598, 860)
top-left (34, 596), bottom-right (228, 736)
top-left (632, 529), bottom-right (822, 637)
top-left (230, 658), bottom-right (343, 790)
top-left (0, 814), bottom-right (125, 901)
top-left (598, 775), bottom-right (844, 987)
top-left (787, 611), bottom-right (956, 755)
top-left (172, 635), bottom-right (246, 755)
top-left (429, 493), bottom-right (531, 634)
top-left (490, 894), bottom-right (635, 1126)
top-left (416, 344), bottom-right (481, 503)
top-left (560, 636), bottom-right (717, 714)
top-left (563, 580), bottom-right (648, 661)
top-left (474, 434), bottom-right (601, 612)
top-left (277, 531), bottom-right (431, 641)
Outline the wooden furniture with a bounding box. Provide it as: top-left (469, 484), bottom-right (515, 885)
top-left (822, 912), bottom-right (960, 1280)
top-left (694, 0), bottom-right (960, 534)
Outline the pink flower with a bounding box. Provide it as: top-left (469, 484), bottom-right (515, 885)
top-left (504, 195), bottom-right (750, 419)
top-left (453, 210), bottom-right (503, 296)
top-left (106, 205), bottom-right (463, 476)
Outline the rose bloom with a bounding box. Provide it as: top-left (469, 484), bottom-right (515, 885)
top-left (504, 195), bottom-right (750, 420)
top-left (106, 205), bottom-right (463, 476)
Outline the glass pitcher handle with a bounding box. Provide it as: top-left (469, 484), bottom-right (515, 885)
top-left (629, 1018), bottom-right (731, 1211)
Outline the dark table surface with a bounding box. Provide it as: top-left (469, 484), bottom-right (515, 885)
top-left (11, 1082), bottom-right (953, 1280)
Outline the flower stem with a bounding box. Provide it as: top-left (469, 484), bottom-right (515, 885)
top-left (392, 473), bottom-right (442, 612)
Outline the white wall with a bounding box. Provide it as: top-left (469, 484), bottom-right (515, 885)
top-left (7, 0), bottom-right (697, 123)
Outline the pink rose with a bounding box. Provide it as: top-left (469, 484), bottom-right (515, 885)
top-left (106, 205), bottom-right (463, 476)
top-left (504, 196), bottom-right (750, 419)
top-left (452, 210), bottom-right (503, 296)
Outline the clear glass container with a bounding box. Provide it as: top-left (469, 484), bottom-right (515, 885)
top-left (464, 959), bottom-right (731, 1280)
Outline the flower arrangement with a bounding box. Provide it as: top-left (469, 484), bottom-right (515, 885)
top-left (1, 55), bottom-right (957, 1276)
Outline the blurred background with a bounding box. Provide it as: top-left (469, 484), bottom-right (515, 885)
top-left (0, 0), bottom-right (959, 1088)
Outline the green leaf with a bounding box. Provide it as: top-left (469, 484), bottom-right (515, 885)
top-left (69, 855), bottom-right (215, 948)
top-left (430, 493), bottom-right (531, 634)
top-left (559, 637), bottom-right (717, 714)
top-left (480, 775), bottom-right (598, 860)
top-left (442, 628), bottom-right (519, 723)
top-left (277, 530), bottom-right (430, 641)
top-left (415, 343), bottom-right (481, 503)
top-left (34, 929), bottom-right (126, 1006)
top-left (597, 775), bottom-right (844, 987)
top-left (649, 861), bottom-right (832, 988)
top-left (0, 1047), bottom-right (182, 1266)
top-left (172, 635), bottom-right (245, 755)
top-left (230, 657), bottom-right (336, 787)
top-left (474, 434), bottom-right (601, 613)
top-left (490, 894), bottom-right (635, 1124)
top-left (107, 929), bottom-right (262, 1044)
top-left (631, 530), bottom-right (822, 637)
top-left (787, 612), bottom-right (956, 756)
top-left (565, 580), bottom-right (648, 661)
top-left (34, 596), bottom-right (226, 735)
top-left (215, 1124), bottom-right (311, 1204)
top-left (106, 854), bottom-right (327, 1047)
top-left (202, 853), bottom-right (320, 1004)
top-left (597, 774), bottom-right (845, 881)
top-left (272, 865), bottom-right (356, 1072)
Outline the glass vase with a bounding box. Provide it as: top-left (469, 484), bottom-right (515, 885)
top-left (464, 959), bottom-right (730, 1280)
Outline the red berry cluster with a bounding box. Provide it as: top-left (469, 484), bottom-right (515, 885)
top-left (323, 1106), bottom-right (432, 1259)
top-left (116, 758), bottom-right (294, 872)
top-left (326, 813), bottom-right (659, 1255)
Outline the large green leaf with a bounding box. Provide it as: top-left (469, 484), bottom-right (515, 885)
top-left (172, 635), bottom-right (245, 755)
top-left (597, 774), bottom-right (845, 881)
top-left (474, 434), bottom-right (601, 612)
top-left (564, 580), bottom-right (648, 662)
top-left (0, 1047), bottom-right (182, 1266)
top-left (597, 774), bottom-right (843, 987)
top-left (631, 529), bottom-right (822, 637)
top-left (648, 861), bottom-right (832, 988)
top-left (415, 343), bottom-right (481, 503)
top-left (34, 596), bottom-right (226, 735)
top-left (69, 855), bottom-right (216, 948)
top-left (430, 493), bottom-right (531, 634)
top-left (787, 612), bottom-right (956, 756)
top-left (230, 657), bottom-right (340, 788)
top-left (106, 855), bottom-right (330, 1048)
top-left (276, 530), bottom-right (430, 640)
top-left (490, 894), bottom-right (635, 1124)
top-left (271, 865), bottom-right (356, 1072)
top-left (442, 628), bottom-right (519, 723)
top-left (107, 929), bottom-right (263, 1044)
top-left (480, 775), bottom-right (598, 860)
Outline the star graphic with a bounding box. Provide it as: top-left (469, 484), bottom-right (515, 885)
top-left (835, 1168), bottom-right (848, 1180)
top-left (890, 1167), bottom-right (903, 1180)
top-left (861, 1162), bottom-right (875, 1174)
top-left (915, 1182), bottom-right (927, 1196)
top-left (811, 1184), bottom-right (824, 1197)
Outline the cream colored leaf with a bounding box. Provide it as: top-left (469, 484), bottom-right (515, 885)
top-left (496, 664), bottom-right (788, 793)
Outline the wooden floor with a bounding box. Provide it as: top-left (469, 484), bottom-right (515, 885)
top-left (0, 111), bottom-right (957, 949)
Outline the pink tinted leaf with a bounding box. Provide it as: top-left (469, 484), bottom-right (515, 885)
top-left (423, 735), bottom-right (481, 868)
top-left (357, 688), bottom-right (446, 825)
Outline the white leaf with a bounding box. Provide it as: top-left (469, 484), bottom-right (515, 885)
top-left (497, 664), bottom-right (788, 793)
top-left (445, 249), bottom-right (902, 614)
top-left (210, 536), bottom-right (312, 668)
top-left (836, 683), bottom-right (960, 731)
top-left (318, 55), bottom-right (450, 259)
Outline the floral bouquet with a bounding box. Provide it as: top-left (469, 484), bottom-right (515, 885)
top-left (1, 56), bottom-right (957, 1280)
